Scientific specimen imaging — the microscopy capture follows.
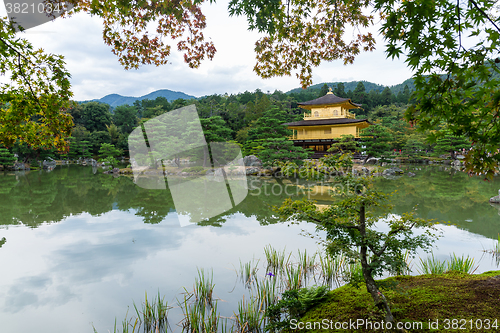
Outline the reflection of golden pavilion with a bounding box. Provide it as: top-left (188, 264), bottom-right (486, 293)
top-left (284, 88), bottom-right (371, 157)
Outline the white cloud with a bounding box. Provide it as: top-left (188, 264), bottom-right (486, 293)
top-left (9, 0), bottom-right (414, 101)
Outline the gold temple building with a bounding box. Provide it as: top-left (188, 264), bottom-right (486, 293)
top-left (284, 88), bottom-right (371, 157)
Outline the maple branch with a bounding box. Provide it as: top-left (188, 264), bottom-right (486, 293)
top-left (468, 0), bottom-right (500, 33)
top-left (0, 36), bottom-right (42, 109)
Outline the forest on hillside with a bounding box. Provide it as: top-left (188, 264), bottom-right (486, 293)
top-left (0, 81), bottom-right (470, 167)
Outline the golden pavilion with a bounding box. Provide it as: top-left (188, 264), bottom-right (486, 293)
top-left (284, 88), bottom-right (371, 156)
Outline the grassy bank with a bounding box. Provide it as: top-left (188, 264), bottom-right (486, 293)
top-left (296, 270), bottom-right (500, 332)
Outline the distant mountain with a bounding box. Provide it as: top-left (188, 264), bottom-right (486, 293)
top-left (82, 89), bottom-right (197, 108)
top-left (285, 78), bottom-right (421, 97)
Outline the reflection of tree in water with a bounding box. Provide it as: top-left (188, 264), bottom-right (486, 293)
top-left (132, 189), bottom-right (175, 224)
top-left (0, 167), bottom-right (174, 227)
top-left (373, 166), bottom-right (500, 240)
top-left (0, 169), bottom-right (338, 228)
top-left (200, 177), bottom-right (317, 226)
top-left (2, 166), bottom-right (497, 239)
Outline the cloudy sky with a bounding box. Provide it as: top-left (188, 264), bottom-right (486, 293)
top-left (2, 0), bottom-right (414, 101)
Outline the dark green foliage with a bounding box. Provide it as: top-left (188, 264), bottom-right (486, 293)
top-left (245, 94), bottom-right (272, 122)
top-left (243, 138), bottom-right (267, 157)
top-left (78, 141), bottom-right (92, 159)
top-left (265, 286), bottom-right (328, 332)
top-left (374, 0), bottom-right (500, 176)
top-left (66, 137), bottom-right (91, 160)
top-left (334, 82), bottom-right (347, 98)
top-left (81, 102), bottom-right (112, 132)
top-left (359, 124), bottom-right (393, 159)
top-left (68, 102), bottom-right (86, 127)
top-left (113, 104), bottom-right (138, 134)
top-left (200, 116), bottom-right (233, 142)
top-left (318, 83), bottom-right (329, 97)
top-left (258, 138), bottom-right (313, 166)
top-left (328, 135), bottom-right (358, 153)
top-left (433, 133), bottom-right (470, 158)
top-left (98, 143), bottom-right (122, 168)
top-left (90, 131), bottom-right (111, 155)
top-left (402, 139), bottom-right (426, 158)
top-left (353, 81), bottom-right (367, 105)
top-left (246, 107), bottom-right (292, 142)
top-left (396, 85), bottom-right (411, 104)
top-left (380, 87), bottom-right (394, 105)
top-left (0, 147), bottom-right (16, 167)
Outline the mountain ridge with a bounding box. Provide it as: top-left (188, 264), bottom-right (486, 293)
top-left (285, 79), bottom-right (414, 95)
top-left (80, 89), bottom-right (197, 108)
top-left (81, 79), bottom-right (415, 108)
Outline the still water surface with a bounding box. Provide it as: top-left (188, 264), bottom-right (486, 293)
top-left (0, 165), bottom-right (499, 332)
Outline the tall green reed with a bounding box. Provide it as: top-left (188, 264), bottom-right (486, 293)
top-left (235, 296), bottom-right (264, 333)
top-left (418, 253), bottom-right (447, 274)
top-left (179, 268), bottom-right (221, 333)
top-left (263, 245), bottom-right (290, 276)
top-left (447, 253), bottom-right (478, 274)
top-left (318, 252), bottom-right (346, 287)
top-left (238, 259), bottom-right (259, 287)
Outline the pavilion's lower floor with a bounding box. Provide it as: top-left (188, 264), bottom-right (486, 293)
top-left (292, 139), bottom-right (361, 159)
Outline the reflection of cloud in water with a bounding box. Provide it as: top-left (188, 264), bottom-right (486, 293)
top-left (1, 211), bottom-right (186, 312)
top-left (4, 277), bottom-right (76, 314)
top-left (0, 209), bottom-right (252, 314)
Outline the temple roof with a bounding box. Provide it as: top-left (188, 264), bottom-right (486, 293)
top-left (297, 92), bottom-right (362, 109)
top-left (284, 118), bottom-right (371, 127)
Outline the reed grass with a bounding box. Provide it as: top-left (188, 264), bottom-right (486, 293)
top-left (254, 276), bottom-right (277, 310)
top-left (178, 268), bottom-right (223, 333)
top-left (284, 264), bottom-right (304, 291)
top-left (418, 253), bottom-right (447, 274)
top-left (235, 296), bottom-right (264, 333)
top-left (482, 234), bottom-right (500, 266)
top-left (239, 259), bottom-right (260, 287)
top-left (101, 247), bottom-right (489, 333)
top-left (296, 249), bottom-right (317, 283)
top-left (447, 253), bottom-right (478, 274)
top-left (419, 254), bottom-right (447, 275)
top-left (342, 259), bottom-right (363, 283)
top-left (132, 291), bottom-right (170, 333)
top-left (419, 253), bottom-right (478, 275)
top-left (318, 252), bottom-right (345, 287)
top-left (194, 268), bottom-right (215, 307)
top-left (263, 245), bottom-right (290, 276)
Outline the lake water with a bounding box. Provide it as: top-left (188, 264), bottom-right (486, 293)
top-left (0, 165), bottom-right (499, 333)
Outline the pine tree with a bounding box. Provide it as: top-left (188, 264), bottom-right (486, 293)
top-left (0, 147), bottom-right (16, 168)
top-left (353, 82), bottom-right (366, 104)
top-left (318, 83), bottom-right (329, 97)
top-left (359, 124), bottom-right (393, 161)
top-left (258, 138), bottom-right (313, 166)
top-left (379, 87), bottom-right (394, 105)
top-left (433, 133), bottom-right (470, 159)
top-left (246, 107), bottom-right (292, 142)
top-left (334, 83), bottom-right (347, 98)
top-left (402, 139), bottom-right (425, 158)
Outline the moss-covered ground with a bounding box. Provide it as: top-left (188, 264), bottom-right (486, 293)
top-left (294, 271), bottom-right (500, 332)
